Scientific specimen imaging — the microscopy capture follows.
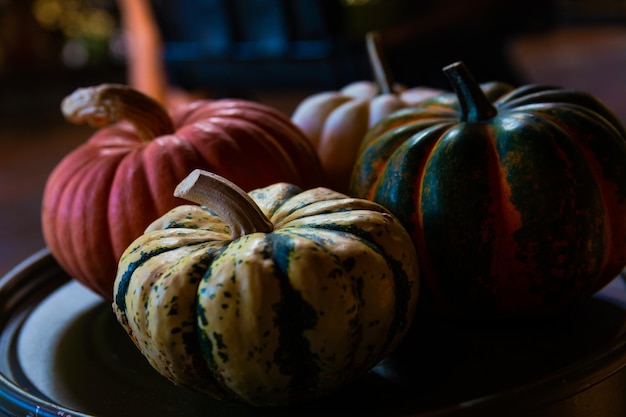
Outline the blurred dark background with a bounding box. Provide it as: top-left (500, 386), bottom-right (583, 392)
top-left (1, 0), bottom-right (626, 276)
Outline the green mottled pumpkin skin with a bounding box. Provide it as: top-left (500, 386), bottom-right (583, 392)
top-left (112, 183), bottom-right (419, 406)
top-left (350, 63), bottom-right (626, 318)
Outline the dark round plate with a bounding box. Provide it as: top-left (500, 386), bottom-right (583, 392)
top-left (1, 249), bottom-right (626, 417)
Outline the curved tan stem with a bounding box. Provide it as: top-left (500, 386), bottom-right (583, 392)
top-left (61, 83), bottom-right (175, 141)
top-left (174, 170), bottom-right (274, 239)
top-left (366, 31), bottom-right (394, 95)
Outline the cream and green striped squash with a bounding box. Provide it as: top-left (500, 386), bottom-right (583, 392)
top-left (112, 169), bottom-right (419, 407)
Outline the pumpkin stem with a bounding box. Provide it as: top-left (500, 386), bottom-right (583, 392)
top-left (366, 31), bottom-right (394, 95)
top-left (61, 83), bottom-right (175, 141)
top-left (443, 62), bottom-right (498, 122)
top-left (174, 169), bottom-right (274, 239)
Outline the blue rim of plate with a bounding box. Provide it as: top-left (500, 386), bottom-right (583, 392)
top-left (0, 249), bottom-right (91, 417)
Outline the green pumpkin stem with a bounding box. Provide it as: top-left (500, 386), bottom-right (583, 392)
top-left (174, 169), bottom-right (274, 239)
top-left (443, 62), bottom-right (498, 122)
top-left (366, 31), bottom-right (393, 95)
top-left (61, 83), bottom-right (175, 141)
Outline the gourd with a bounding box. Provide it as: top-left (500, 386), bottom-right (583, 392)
top-left (113, 169), bottom-right (419, 406)
top-left (42, 84), bottom-right (324, 300)
top-left (350, 61), bottom-right (626, 318)
top-left (291, 32), bottom-right (442, 193)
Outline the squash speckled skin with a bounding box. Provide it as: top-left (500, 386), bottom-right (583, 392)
top-left (112, 173), bottom-right (419, 406)
top-left (349, 61), bottom-right (626, 318)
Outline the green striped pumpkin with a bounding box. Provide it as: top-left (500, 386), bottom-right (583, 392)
top-left (349, 61), bottom-right (626, 318)
top-left (112, 170), bottom-right (419, 406)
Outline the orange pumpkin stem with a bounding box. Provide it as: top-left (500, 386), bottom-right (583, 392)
top-left (366, 31), bottom-right (393, 95)
top-left (174, 169), bottom-right (274, 239)
top-left (60, 83), bottom-right (175, 141)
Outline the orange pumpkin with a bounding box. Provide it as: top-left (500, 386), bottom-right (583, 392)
top-left (291, 32), bottom-right (441, 193)
top-left (42, 84), bottom-right (323, 300)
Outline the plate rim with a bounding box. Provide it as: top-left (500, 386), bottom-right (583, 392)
top-left (1, 249), bottom-right (626, 417)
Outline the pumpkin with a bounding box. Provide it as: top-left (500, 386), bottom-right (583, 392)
top-left (349, 61), bottom-right (626, 318)
top-left (113, 169), bottom-right (419, 406)
top-left (291, 31), bottom-right (442, 193)
top-left (42, 84), bottom-right (324, 300)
